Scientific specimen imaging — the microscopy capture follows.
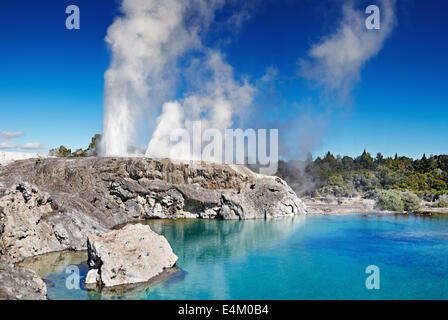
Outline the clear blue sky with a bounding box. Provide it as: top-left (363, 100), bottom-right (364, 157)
top-left (0, 0), bottom-right (447, 159)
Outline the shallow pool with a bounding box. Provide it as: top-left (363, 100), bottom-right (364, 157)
top-left (25, 213), bottom-right (448, 299)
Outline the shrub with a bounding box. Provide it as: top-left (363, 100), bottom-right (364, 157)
top-left (434, 194), bottom-right (448, 208)
top-left (375, 190), bottom-right (404, 211)
top-left (401, 191), bottom-right (421, 211)
top-left (434, 200), bottom-right (448, 208)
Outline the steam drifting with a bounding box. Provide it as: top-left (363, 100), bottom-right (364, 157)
top-left (299, 0), bottom-right (396, 100)
top-left (101, 0), bottom-right (256, 157)
top-left (101, 0), bottom-right (396, 169)
top-left (147, 51), bottom-right (256, 161)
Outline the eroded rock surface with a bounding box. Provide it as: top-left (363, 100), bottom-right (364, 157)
top-left (0, 158), bottom-right (306, 225)
top-left (0, 259), bottom-right (47, 300)
top-left (85, 224), bottom-right (178, 287)
top-left (0, 182), bottom-right (107, 263)
top-left (0, 157), bottom-right (306, 297)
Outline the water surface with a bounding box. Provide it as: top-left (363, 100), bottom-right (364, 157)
top-left (24, 213), bottom-right (448, 299)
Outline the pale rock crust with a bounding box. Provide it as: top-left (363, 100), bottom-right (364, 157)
top-left (85, 224), bottom-right (178, 287)
top-left (0, 259), bottom-right (47, 300)
top-left (0, 182), bottom-right (108, 263)
top-left (0, 157), bottom-right (307, 298)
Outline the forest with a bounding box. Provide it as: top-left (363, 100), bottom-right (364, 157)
top-left (277, 150), bottom-right (448, 208)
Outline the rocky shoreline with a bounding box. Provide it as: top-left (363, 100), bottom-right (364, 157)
top-left (0, 157), bottom-right (307, 299)
top-left (304, 195), bottom-right (448, 215)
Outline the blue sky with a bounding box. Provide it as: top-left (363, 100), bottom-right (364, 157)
top-left (0, 0), bottom-right (447, 159)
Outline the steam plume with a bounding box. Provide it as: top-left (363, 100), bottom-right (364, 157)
top-left (299, 0), bottom-right (396, 101)
top-left (101, 0), bottom-right (255, 157)
top-left (146, 51), bottom-right (256, 161)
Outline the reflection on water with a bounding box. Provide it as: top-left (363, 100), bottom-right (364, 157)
top-left (20, 214), bottom-right (448, 300)
top-left (145, 217), bottom-right (306, 264)
top-left (18, 250), bottom-right (87, 278)
top-left (86, 267), bottom-right (188, 300)
top-left (21, 216), bottom-right (304, 300)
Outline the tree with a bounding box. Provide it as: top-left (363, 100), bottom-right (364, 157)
top-left (48, 134), bottom-right (101, 158)
top-left (342, 156), bottom-right (355, 170)
top-left (401, 191), bottom-right (421, 211)
top-left (49, 146), bottom-right (72, 157)
top-left (72, 148), bottom-right (87, 157)
top-left (86, 134), bottom-right (101, 156)
top-left (355, 149), bottom-right (375, 170)
top-left (375, 153), bottom-right (384, 165)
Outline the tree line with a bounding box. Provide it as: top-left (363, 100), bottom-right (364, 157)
top-left (277, 150), bottom-right (448, 203)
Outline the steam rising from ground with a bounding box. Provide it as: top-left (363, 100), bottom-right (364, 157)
top-left (101, 0), bottom-right (256, 157)
top-left (101, 0), bottom-right (396, 180)
top-left (147, 51), bottom-right (256, 161)
top-left (285, 0), bottom-right (396, 193)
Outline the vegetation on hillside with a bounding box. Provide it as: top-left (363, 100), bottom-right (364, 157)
top-left (49, 134), bottom-right (101, 158)
top-left (277, 150), bottom-right (448, 206)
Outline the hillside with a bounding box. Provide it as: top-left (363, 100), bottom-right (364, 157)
top-left (277, 151), bottom-right (448, 212)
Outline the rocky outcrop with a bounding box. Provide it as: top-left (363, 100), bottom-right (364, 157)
top-left (85, 224), bottom-right (178, 287)
top-left (0, 157), bottom-right (306, 298)
top-left (0, 157), bottom-right (306, 227)
top-left (303, 196), bottom-right (376, 214)
top-left (0, 182), bottom-right (108, 263)
top-left (0, 259), bottom-right (47, 300)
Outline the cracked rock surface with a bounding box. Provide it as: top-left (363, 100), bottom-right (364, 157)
top-left (0, 182), bottom-right (108, 263)
top-left (0, 258), bottom-right (47, 300)
top-left (0, 158), bottom-right (307, 262)
top-left (0, 157), bottom-right (307, 298)
top-left (0, 157), bottom-right (306, 223)
top-left (85, 223), bottom-right (178, 287)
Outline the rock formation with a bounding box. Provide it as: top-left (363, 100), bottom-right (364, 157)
top-left (0, 182), bottom-right (108, 263)
top-left (85, 224), bottom-right (178, 287)
top-left (0, 157), bottom-right (307, 298)
top-left (0, 258), bottom-right (47, 300)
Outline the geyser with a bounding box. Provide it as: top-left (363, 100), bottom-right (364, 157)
top-left (101, 0), bottom-right (255, 158)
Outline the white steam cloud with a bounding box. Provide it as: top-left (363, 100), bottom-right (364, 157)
top-left (101, 0), bottom-right (255, 157)
top-left (146, 51), bottom-right (256, 161)
top-left (101, 0), bottom-right (396, 165)
top-left (299, 0), bottom-right (396, 100)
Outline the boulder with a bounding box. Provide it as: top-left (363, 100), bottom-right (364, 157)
top-left (85, 223), bottom-right (178, 287)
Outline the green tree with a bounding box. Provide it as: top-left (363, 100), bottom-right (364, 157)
top-left (49, 146), bottom-right (72, 157)
top-left (86, 134), bottom-right (101, 156)
top-left (375, 153), bottom-right (384, 165)
top-left (355, 149), bottom-right (375, 170)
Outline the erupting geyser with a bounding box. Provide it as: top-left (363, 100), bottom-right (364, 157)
top-left (101, 0), bottom-right (256, 159)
